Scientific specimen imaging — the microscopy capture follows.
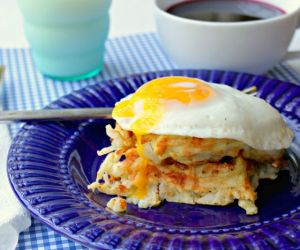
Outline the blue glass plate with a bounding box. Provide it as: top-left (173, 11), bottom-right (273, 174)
top-left (7, 70), bottom-right (300, 249)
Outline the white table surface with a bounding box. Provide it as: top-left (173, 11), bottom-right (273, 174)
top-left (0, 0), bottom-right (300, 75)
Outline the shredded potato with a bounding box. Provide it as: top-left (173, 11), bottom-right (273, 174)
top-left (107, 197), bottom-right (127, 212)
top-left (89, 124), bottom-right (284, 215)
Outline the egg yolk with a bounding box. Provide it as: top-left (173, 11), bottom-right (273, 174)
top-left (112, 76), bottom-right (214, 136)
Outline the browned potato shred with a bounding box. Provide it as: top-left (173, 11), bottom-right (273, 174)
top-left (89, 124), bottom-right (285, 215)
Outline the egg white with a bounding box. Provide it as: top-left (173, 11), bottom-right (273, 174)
top-left (113, 81), bottom-right (293, 151)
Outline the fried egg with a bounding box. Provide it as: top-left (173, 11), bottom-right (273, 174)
top-left (112, 76), bottom-right (293, 151)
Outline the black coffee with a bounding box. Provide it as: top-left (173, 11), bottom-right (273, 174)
top-left (166, 0), bottom-right (285, 22)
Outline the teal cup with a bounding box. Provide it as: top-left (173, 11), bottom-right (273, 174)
top-left (17, 0), bottom-right (111, 80)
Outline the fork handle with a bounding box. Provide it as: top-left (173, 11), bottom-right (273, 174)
top-left (0, 108), bottom-right (113, 123)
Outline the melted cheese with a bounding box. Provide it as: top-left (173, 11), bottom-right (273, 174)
top-left (131, 158), bottom-right (148, 199)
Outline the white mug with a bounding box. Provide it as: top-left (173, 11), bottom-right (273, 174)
top-left (154, 0), bottom-right (300, 74)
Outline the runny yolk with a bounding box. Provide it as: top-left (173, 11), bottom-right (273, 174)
top-left (131, 157), bottom-right (148, 199)
top-left (112, 76), bottom-right (214, 199)
top-left (112, 76), bottom-right (214, 136)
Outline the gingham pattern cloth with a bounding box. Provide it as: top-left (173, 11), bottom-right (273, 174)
top-left (0, 33), bottom-right (300, 249)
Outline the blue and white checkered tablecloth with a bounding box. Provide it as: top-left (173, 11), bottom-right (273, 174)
top-left (1, 33), bottom-right (300, 249)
